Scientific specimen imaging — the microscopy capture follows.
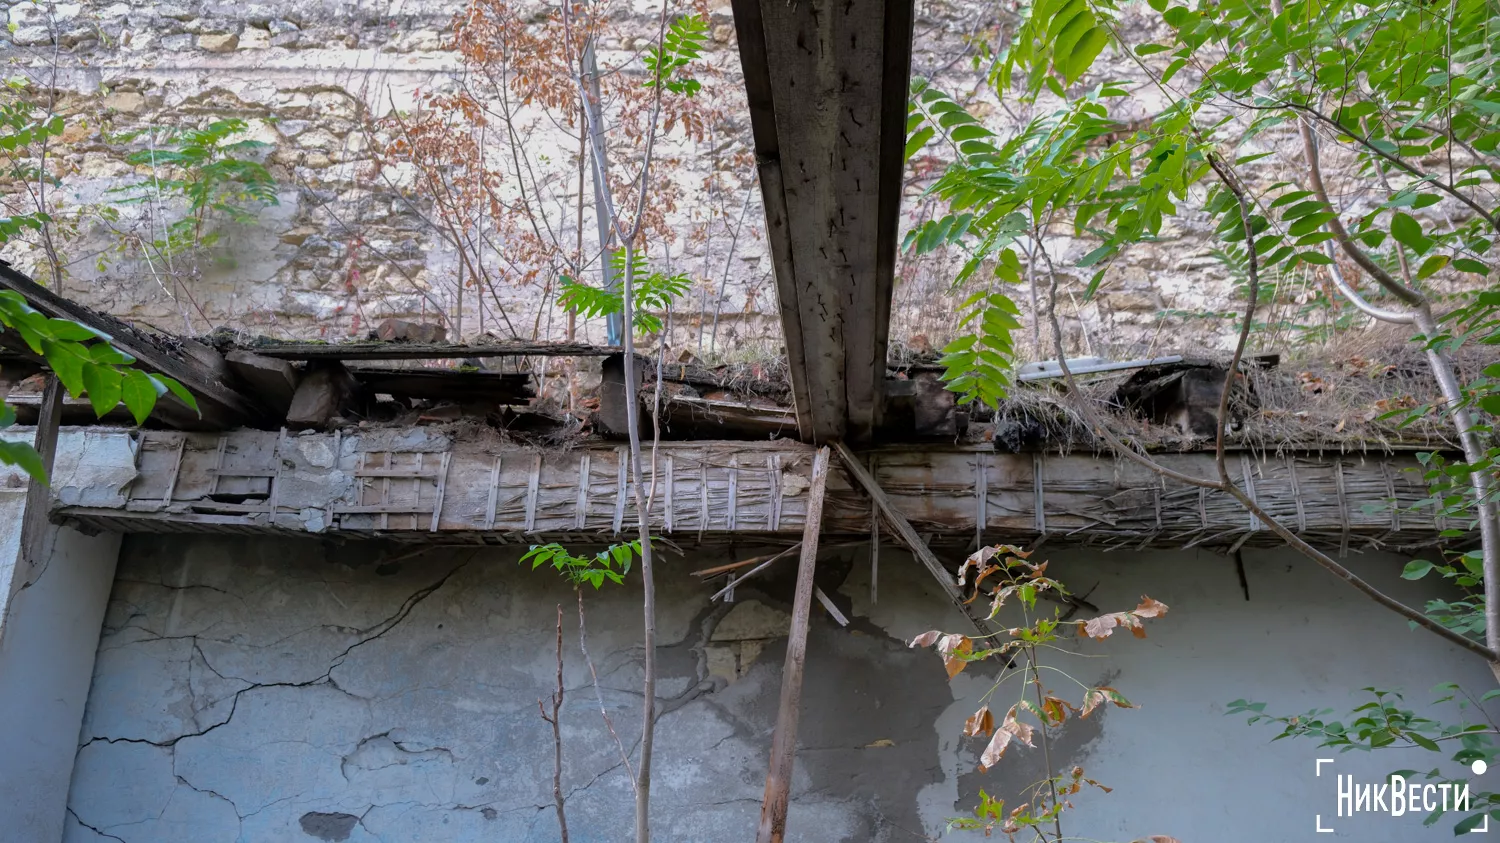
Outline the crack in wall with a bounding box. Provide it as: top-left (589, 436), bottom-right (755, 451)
top-left (79, 562), bottom-right (468, 752)
top-left (67, 808), bottom-right (127, 843)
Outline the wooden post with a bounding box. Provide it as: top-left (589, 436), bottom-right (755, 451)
top-left (12, 374), bottom-right (61, 600)
top-left (833, 441), bottom-right (994, 638)
top-left (755, 445), bottom-right (830, 843)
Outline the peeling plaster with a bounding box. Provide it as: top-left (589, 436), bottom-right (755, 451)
top-left (63, 537), bottom-right (1500, 842)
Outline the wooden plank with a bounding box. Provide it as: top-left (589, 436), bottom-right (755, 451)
top-left (525, 455), bottom-right (542, 533)
top-left (0, 262), bottom-right (264, 429)
top-left (11, 375), bottom-right (61, 600)
top-left (871, 0), bottom-right (916, 438)
top-left (756, 445), bottom-right (830, 843)
top-left (613, 447), bottom-right (628, 535)
top-left (236, 340), bottom-right (615, 360)
top-left (652, 394), bottom-right (797, 439)
top-left (814, 585), bottom-right (850, 627)
top-left (575, 453), bottom-right (591, 529)
top-left (485, 455), bottom-right (502, 530)
top-left (834, 441), bottom-right (993, 637)
top-left (225, 350), bottom-right (300, 414)
top-left (430, 452), bottom-right (451, 532)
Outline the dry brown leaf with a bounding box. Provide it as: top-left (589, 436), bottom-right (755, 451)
top-left (963, 705), bottom-right (994, 737)
top-left (978, 726), bottom-right (1015, 771)
top-left (1082, 613), bottom-right (1120, 640)
top-left (938, 633), bottom-right (974, 678)
top-left (1001, 707), bottom-right (1035, 748)
top-left (865, 738), bottom-right (895, 748)
top-left (908, 630), bottom-right (941, 649)
top-left (1041, 695), bottom-right (1074, 726)
top-left (1133, 596), bottom-right (1169, 618)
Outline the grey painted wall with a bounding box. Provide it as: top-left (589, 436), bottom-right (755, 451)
top-left (60, 534), bottom-right (1499, 843)
top-left (0, 518), bottom-right (121, 843)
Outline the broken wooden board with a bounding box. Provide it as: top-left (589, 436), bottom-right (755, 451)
top-left (0, 262), bottom-right (266, 429)
top-left (53, 429), bottom-right (1457, 555)
top-left (226, 350), bottom-right (300, 416)
top-left (651, 394), bottom-right (798, 439)
top-left (238, 339), bottom-right (615, 361)
top-left (286, 363), bottom-right (361, 430)
top-left (352, 366), bottom-right (534, 406)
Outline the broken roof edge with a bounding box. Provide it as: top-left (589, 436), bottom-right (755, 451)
top-left (35, 426), bottom-right (1466, 555)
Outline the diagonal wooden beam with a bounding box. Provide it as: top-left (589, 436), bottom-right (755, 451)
top-left (0, 261), bottom-right (266, 429)
top-left (833, 441), bottom-right (996, 638)
top-left (755, 446), bottom-right (830, 843)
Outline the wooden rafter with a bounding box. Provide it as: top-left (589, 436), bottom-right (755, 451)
top-left (0, 262), bottom-right (266, 429)
top-left (731, 0), bottom-right (915, 443)
top-left (236, 340), bottom-right (615, 361)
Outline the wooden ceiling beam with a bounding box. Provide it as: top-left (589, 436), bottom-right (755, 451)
top-left (731, 0), bottom-right (915, 444)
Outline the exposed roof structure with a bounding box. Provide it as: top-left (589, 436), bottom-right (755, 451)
top-left (731, 0), bottom-right (914, 443)
top-left (47, 429), bottom-right (1456, 556)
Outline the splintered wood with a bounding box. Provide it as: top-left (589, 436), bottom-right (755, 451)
top-left (60, 428), bottom-right (1456, 553)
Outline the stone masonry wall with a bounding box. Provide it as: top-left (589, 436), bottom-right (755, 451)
top-left (0, 0), bottom-right (1339, 361)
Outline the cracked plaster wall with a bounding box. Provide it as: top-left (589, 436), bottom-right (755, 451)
top-left (58, 534), bottom-right (1500, 843)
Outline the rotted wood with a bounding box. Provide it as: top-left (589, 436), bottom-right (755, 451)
top-left (352, 366), bottom-right (534, 406)
top-left (11, 375), bottom-right (61, 600)
top-left (0, 262), bottom-right (266, 429)
top-left (225, 350), bottom-right (300, 416)
top-left (596, 353), bottom-right (647, 440)
top-left (3, 391), bottom-right (136, 426)
top-left (286, 362), bottom-right (361, 430)
top-left (730, 0), bottom-right (913, 444)
top-left (756, 445), bottom-right (830, 843)
top-left (61, 432), bottom-right (1459, 554)
top-left (650, 393), bottom-right (797, 439)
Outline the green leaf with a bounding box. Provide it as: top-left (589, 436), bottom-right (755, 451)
top-left (1416, 254), bottom-right (1450, 280)
top-left (120, 370), bottom-right (160, 425)
top-left (1060, 26), bottom-right (1110, 85)
top-left (151, 374), bottom-right (200, 417)
top-left (1453, 258), bottom-right (1489, 275)
top-left (0, 438), bottom-right (45, 483)
top-left (79, 363), bottom-right (122, 417)
top-left (1083, 268), bottom-right (1107, 300)
top-left (44, 319), bottom-right (107, 342)
top-left (1401, 559), bottom-right (1434, 580)
top-left (905, 127), bottom-right (935, 161)
top-left (1390, 213), bottom-right (1431, 254)
top-left (40, 339), bottom-right (88, 398)
top-left (1077, 244), bottom-right (1113, 268)
top-left (1408, 733), bottom-right (1441, 752)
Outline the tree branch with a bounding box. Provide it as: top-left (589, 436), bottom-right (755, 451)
top-left (1036, 159), bottom-right (1499, 663)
